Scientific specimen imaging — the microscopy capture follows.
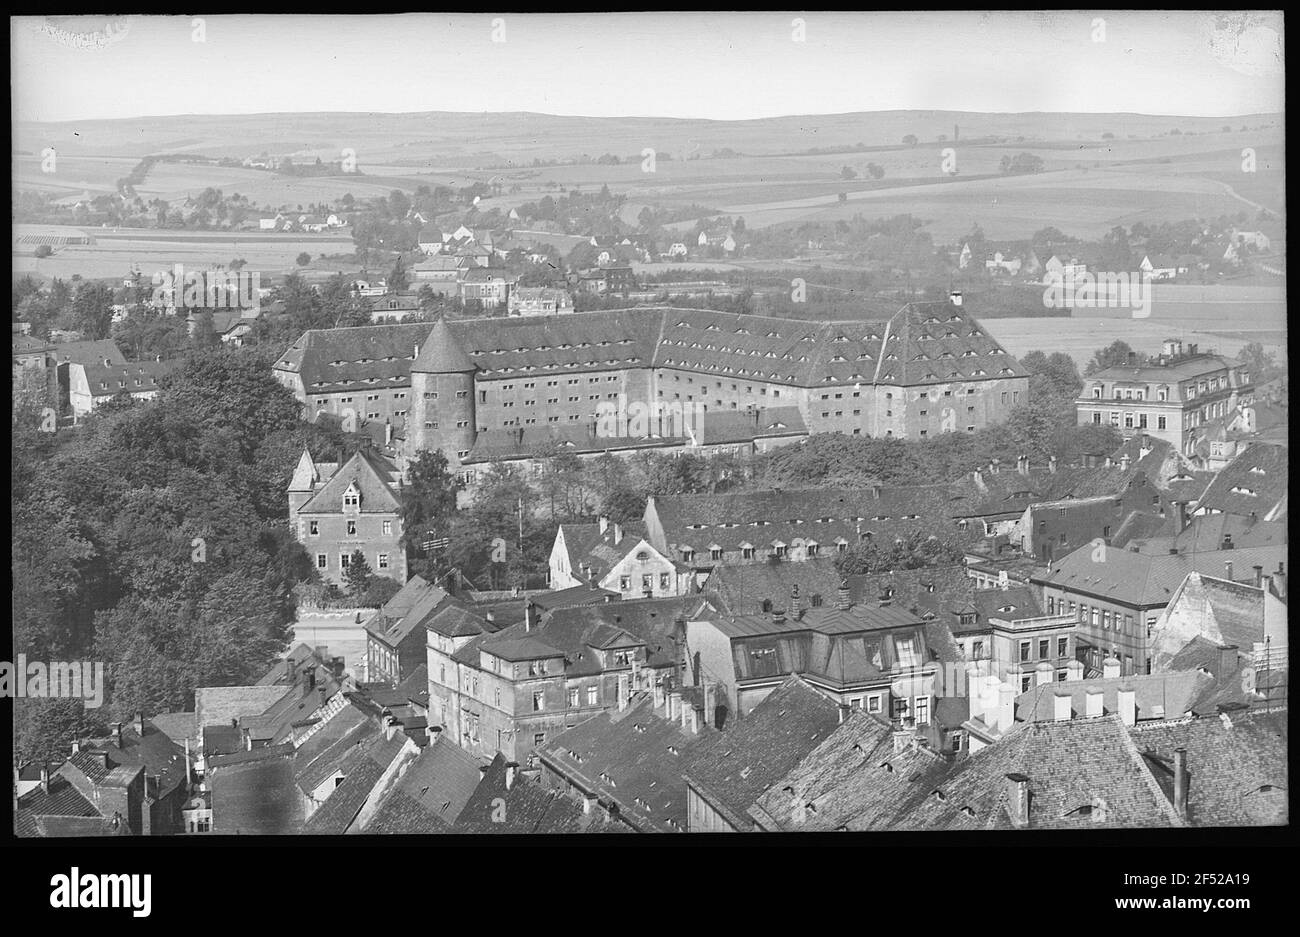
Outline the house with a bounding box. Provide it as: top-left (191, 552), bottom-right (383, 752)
top-left (1148, 569), bottom-right (1287, 674)
top-left (984, 250), bottom-right (1022, 276)
top-left (549, 517), bottom-right (692, 598)
top-left (957, 242), bottom-right (973, 269)
top-left (453, 753), bottom-right (594, 833)
top-left (749, 712), bottom-right (1193, 831)
top-left (1230, 229), bottom-right (1271, 252)
top-left (1031, 540), bottom-right (1287, 677)
top-left (363, 575), bottom-right (454, 684)
top-left (50, 339), bottom-right (177, 419)
top-left (11, 333), bottom-right (57, 403)
top-left (259, 217), bottom-right (278, 231)
top-left (507, 286), bottom-right (574, 317)
top-left (458, 267), bottom-right (511, 309)
top-left (1075, 339), bottom-right (1253, 455)
top-left (426, 595), bottom-right (711, 765)
top-left (1193, 442), bottom-right (1287, 521)
top-left (368, 293), bottom-right (423, 324)
top-left (667, 242), bottom-right (688, 259)
top-left (359, 733), bottom-right (486, 832)
top-left (538, 695), bottom-right (714, 831)
top-left (679, 675), bottom-right (842, 831)
top-left (300, 729), bottom-right (418, 835)
top-left (643, 484), bottom-right (963, 582)
top-left (187, 307), bottom-right (261, 346)
top-left (288, 448), bottom-right (407, 588)
top-left (683, 581), bottom-right (948, 733)
top-left (950, 586), bottom-right (1081, 694)
top-left (1139, 253), bottom-right (1182, 280)
top-left (1011, 470), bottom-right (1171, 563)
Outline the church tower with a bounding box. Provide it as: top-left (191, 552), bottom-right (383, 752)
top-left (407, 317), bottom-right (477, 470)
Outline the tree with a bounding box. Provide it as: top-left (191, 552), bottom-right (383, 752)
top-left (34, 244), bottom-right (52, 258)
top-left (389, 254), bottom-right (410, 292)
top-left (840, 165), bottom-right (857, 180)
top-left (1237, 342), bottom-right (1280, 382)
top-left (400, 450), bottom-right (462, 553)
top-left (902, 134), bottom-right (919, 146)
top-left (1085, 340), bottom-right (1137, 376)
top-left (296, 252), bottom-right (311, 267)
top-left (345, 550), bottom-right (372, 596)
top-left (999, 152), bottom-right (1046, 175)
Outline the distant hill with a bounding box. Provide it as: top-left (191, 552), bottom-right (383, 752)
top-left (15, 109), bottom-right (1284, 167)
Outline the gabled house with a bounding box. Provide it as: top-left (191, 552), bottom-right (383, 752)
top-left (288, 448), bottom-right (407, 587)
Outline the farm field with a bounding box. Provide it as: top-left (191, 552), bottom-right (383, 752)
top-left (12, 224), bottom-right (359, 281)
top-left (982, 314), bottom-right (1285, 374)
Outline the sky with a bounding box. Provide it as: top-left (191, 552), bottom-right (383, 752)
top-left (12, 11), bottom-right (1286, 124)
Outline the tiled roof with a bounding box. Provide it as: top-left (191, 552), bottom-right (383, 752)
top-left (277, 302), bottom-right (1024, 396)
top-left (454, 753), bottom-right (593, 834)
top-left (541, 698), bottom-right (710, 832)
top-left (531, 582), bottom-right (621, 609)
top-left (364, 576), bottom-right (452, 646)
top-left (301, 733), bottom-right (408, 835)
top-left (648, 484), bottom-right (965, 561)
top-left (756, 713), bottom-right (1187, 830)
top-left (1034, 543), bottom-right (1287, 607)
top-left (1014, 671), bottom-right (1212, 723)
top-left (680, 675), bottom-right (842, 829)
top-left (363, 737), bottom-right (485, 832)
top-left (1129, 711), bottom-right (1287, 826)
top-left (210, 744), bottom-right (304, 834)
top-left (1195, 442), bottom-right (1287, 519)
top-left (298, 449), bottom-right (401, 515)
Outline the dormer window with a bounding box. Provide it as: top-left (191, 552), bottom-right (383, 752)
top-left (343, 483), bottom-right (361, 509)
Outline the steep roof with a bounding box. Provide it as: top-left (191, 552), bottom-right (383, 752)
top-left (679, 675), bottom-right (842, 829)
top-left (363, 737), bottom-right (486, 833)
top-left (411, 317), bottom-right (475, 373)
top-left (276, 302), bottom-right (1024, 395)
top-left (1014, 671), bottom-right (1212, 723)
top-left (454, 753), bottom-right (593, 834)
top-left (298, 449), bottom-right (401, 515)
top-left (751, 713), bottom-right (1186, 831)
top-left (300, 733), bottom-right (408, 835)
top-left (540, 698), bottom-right (710, 832)
top-left (1195, 442), bottom-right (1288, 519)
top-left (1128, 711), bottom-right (1287, 826)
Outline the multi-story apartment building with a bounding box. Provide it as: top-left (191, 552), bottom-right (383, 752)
top-left (683, 582), bottom-right (950, 741)
top-left (426, 596), bottom-right (711, 766)
top-left (288, 448), bottom-right (407, 588)
top-left (1075, 339), bottom-right (1252, 456)
top-left (274, 301), bottom-right (1029, 484)
top-left (1032, 541), bottom-right (1286, 678)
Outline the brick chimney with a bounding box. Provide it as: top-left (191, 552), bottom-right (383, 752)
top-left (1173, 749), bottom-right (1188, 819)
top-left (836, 579), bottom-right (851, 611)
top-left (524, 601), bottom-right (537, 632)
top-left (790, 584), bottom-right (803, 621)
top-left (1102, 657), bottom-right (1121, 679)
top-left (1253, 565), bottom-right (1263, 588)
top-left (1005, 774), bottom-right (1031, 828)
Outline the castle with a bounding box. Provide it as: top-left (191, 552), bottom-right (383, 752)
top-left (273, 302), bottom-right (1030, 485)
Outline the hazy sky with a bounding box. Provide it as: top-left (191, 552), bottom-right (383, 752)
top-left (12, 11), bottom-right (1285, 123)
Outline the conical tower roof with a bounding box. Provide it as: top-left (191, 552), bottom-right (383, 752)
top-left (412, 318), bottom-right (474, 373)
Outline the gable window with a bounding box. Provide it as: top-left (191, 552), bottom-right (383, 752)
top-left (343, 490), bottom-right (360, 508)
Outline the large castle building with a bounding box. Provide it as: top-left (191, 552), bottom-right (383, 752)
top-left (273, 302), bottom-right (1030, 484)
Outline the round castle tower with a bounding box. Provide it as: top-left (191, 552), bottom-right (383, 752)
top-left (407, 317), bottom-right (477, 470)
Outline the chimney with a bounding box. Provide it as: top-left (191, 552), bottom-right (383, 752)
top-left (1085, 687), bottom-right (1104, 718)
top-left (1253, 565), bottom-right (1263, 588)
top-left (835, 579), bottom-right (851, 611)
top-left (1005, 774), bottom-right (1031, 828)
top-left (1222, 533), bottom-right (1234, 551)
top-left (1053, 692), bottom-right (1073, 722)
top-left (790, 584), bottom-right (803, 621)
top-left (1117, 686), bottom-right (1136, 726)
top-left (384, 420), bottom-right (392, 446)
top-left (478, 764), bottom-right (489, 780)
top-left (1048, 455), bottom-right (1058, 474)
top-left (1035, 663), bottom-right (1053, 687)
top-left (1173, 749), bottom-right (1188, 819)
top-left (689, 707), bottom-right (701, 735)
top-left (183, 738), bottom-right (193, 788)
top-left (598, 515), bottom-right (609, 535)
top-left (524, 601), bottom-right (537, 632)
top-left (771, 607), bottom-right (786, 625)
top-left (1102, 657), bottom-right (1121, 679)
top-left (838, 703), bottom-right (851, 724)
top-left (136, 711), bottom-right (146, 737)
top-left (111, 722), bottom-right (123, 745)
top-left (1224, 561), bottom-right (1234, 581)
top-left (1017, 454), bottom-right (1029, 475)
top-left (505, 762), bottom-right (518, 790)
top-left (949, 290), bottom-right (963, 307)
top-left (613, 523), bottom-right (623, 546)
top-left (39, 766), bottom-right (50, 794)
top-left (1218, 645), bottom-right (1239, 676)
top-left (1066, 660), bottom-right (1085, 681)
top-left (1120, 453), bottom-right (1131, 471)
top-left (997, 683), bottom-right (1015, 731)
